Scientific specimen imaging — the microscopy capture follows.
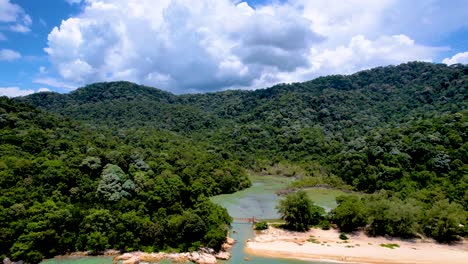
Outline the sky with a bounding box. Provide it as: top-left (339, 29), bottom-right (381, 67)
top-left (0, 0), bottom-right (467, 96)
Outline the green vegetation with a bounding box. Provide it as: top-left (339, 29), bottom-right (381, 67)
top-left (308, 236), bottom-right (319, 243)
top-left (339, 233), bottom-right (349, 240)
top-left (276, 191), bottom-right (325, 231)
top-left (303, 188), bottom-right (352, 210)
top-left (2, 62), bottom-right (468, 262)
top-left (254, 221), bottom-right (269, 230)
top-left (331, 193), bottom-right (467, 241)
top-left (380, 243), bottom-right (400, 249)
top-left (0, 97), bottom-right (249, 262)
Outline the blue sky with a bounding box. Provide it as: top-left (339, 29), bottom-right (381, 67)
top-left (1, 0), bottom-right (467, 96)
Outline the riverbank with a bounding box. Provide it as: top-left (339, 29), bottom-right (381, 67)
top-left (245, 226), bottom-right (468, 264)
top-left (111, 237), bottom-right (235, 264)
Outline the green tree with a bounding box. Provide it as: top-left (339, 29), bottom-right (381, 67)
top-left (276, 191), bottom-right (324, 231)
top-left (423, 199), bottom-right (467, 242)
top-left (331, 195), bottom-right (367, 232)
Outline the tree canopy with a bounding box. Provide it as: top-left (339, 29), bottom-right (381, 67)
top-left (2, 62), bottom-right (468, 262)
top-left (276, 191), bottom-right (325, 231)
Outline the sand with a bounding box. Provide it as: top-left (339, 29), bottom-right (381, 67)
top-left (245, 227), bottom-right (468, 264)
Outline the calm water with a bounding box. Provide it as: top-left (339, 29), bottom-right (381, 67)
top-left (42, 257), bottom-right (114, 264)
top-left (42, 175), bottom-right (340, 264)
top-left (211, 175), bottom-right (338, 264)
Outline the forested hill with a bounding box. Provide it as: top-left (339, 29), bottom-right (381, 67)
top-left (19, 62), bottom-right (467, 134)
top-left (0, 97), bottom-right (249, 263)
top-left (2, 62), bottom-right (468, 262)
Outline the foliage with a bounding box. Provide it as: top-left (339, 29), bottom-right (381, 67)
top-left (331, 192), bottom-right (466, 241)
top-left (276, 191), bottom-right (325, 231)
top-left (422, 199), bottom-right (467, 242)
top-left (339, 233), bottom-right (349, 240)
top-left (331, 195), bottom-right (367, 232)
top-left (0, 97), bottom-right (245, 262)
top-left (380, 243), bottom-right (399, 249)
top-left (3, 62), bottom-right (468, 262)
top-left (254, 221), bottom-right (269, 230)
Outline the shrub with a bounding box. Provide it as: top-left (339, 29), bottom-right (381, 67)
top-left (254, 221), bottom-right (268, 230)
top-left (380, 243), bottom-right (399, 249)
top-left (339, 232), bottom-right (349, 240)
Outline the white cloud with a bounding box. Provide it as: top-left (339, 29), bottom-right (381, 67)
top-left (443, 52), bottom-right (468, 65)
top-left (33, 77), bottom-right (77, 90)
top-left (309, 34), bottom-right (442, 73)
top-left (0, 0), bottom-right (32, 34)
top-left (0, 48), bottom-right (21, 61)
top-left (0, 0), bottom-right (21, 22)
top-left (9, 23), bottom-right (30, 33)
top-left (37, 87), bottom-right (51, 92)
top-left (45, 0), bottom-right (326, 92)
top-left (0, 86), bottom-right (35, 97)
top-left (44, 0), bottom-right (461, 93)
top-left (0, 86), bottom-right (52, 97)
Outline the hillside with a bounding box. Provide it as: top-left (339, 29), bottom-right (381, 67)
top-left (19, 62), bottom-right (467, 162)
top-left (0, 97), bottom-right (249, 263)
top-left (3, 62), bottom-right (468, 262)
top-left (20, 62), bottom-right (467, 131)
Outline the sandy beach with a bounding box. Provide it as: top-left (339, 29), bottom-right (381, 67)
top-left (245, 227), bottom-right (468, 264)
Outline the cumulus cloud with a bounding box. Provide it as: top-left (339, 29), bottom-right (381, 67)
top-left (0, 87), bottom-right (35, 97)
top-left (0, 0), bottom-right (32, 34)
top-left (33, 77), bottom-right (77, 90)
top-left (443, 51), bottom-right (468, 65)
top-left (308, 35), bottom-right (442, 74)
top-left (0, 48), bottom-right (21, 61)
top-left (37, 87), bottom-right (51, 92)
top-left (0, 86), bottom-right (52, 97)
top-left (46, 0), bottom-right (324, 92)
top-left (44, 0), bottom-right (459, 93)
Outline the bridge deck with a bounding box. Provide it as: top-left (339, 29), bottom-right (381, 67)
top-left (232, 217), bottom-right (263, 223)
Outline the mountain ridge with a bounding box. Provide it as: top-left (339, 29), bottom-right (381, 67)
top-left (2, 62), bottom-right (467, 263)
top-left (17, 62), bottom-right (468, 133)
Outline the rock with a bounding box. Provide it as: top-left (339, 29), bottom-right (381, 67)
top-left (196, 253), bottom-right (217, 264)
top-left (114, 253), bottom-right (134, 261)
top-left (189, 252), bottom-right (200, 262)
top-left (116, 250), bottom-right (217, 264)
top-left (214, 251), bottom-right (230, 260)
top-left (226, 237), bottom-right (235, 245)
top-left (3, 258), bottom-right (11, 264)
top-left (139, 252), bottom-right (165, 262)
top-left (200, 247), bottom-right (215, 255)
top-left (221, 243), bottom-right (232, 251)
top-left (104, 249), bottom-right (120, 256)
top-left (167, 253), bottom-right (188, 262)
top-left (122, 256), bottom-right (140, 264)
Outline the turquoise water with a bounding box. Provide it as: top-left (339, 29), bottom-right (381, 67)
top-left (42, 175), bottom-right (340, 264)
top-left (42, 257), bottom-right (113, 264)
top-left (211, 175), bottom-right (332, 264)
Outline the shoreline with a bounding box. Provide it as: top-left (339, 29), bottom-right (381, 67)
top-left (245, 226), bottom-right (468, 264)
top-left (40, 237), bottom-right (235, 264)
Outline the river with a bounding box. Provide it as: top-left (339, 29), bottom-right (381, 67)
top-left (42, 175), bottom-right (343, 264)
top-left (211, 175), bottom-right (339, 264)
